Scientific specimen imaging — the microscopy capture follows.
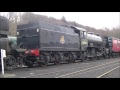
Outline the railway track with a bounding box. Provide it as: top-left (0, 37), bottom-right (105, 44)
top-left (1, 58), bottom-right (120, 78)
top-left (55, 60), bottom-right (120, 78)
top-left (97, 66), bottom-right (120, 78)
top-left (21, 59), bottom-right (120, 78)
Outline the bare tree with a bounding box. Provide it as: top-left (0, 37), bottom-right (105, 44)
top-left (20, 13), bottom-right (120, 39)
top-left (7, 12), bottom-right (19, 36)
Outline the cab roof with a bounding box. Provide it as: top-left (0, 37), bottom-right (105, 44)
top-left (71, 26), bottom-right (87, 31)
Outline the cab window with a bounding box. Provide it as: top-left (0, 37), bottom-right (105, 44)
top-left (81, 31), bottom-right (87, 38)
top-left (83, 31), bottom-right (87, 38)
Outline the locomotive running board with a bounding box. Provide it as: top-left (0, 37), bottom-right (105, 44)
top-left (16, 49), bottom-right (26, 53)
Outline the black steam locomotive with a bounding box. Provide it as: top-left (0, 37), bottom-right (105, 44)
top-left (0, 16), bottom-right (26, 70)
top-left (17, 21), bottom-right (115, 67)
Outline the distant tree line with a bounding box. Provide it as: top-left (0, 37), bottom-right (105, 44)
top-left (0, 12), bottom-right (120, 38)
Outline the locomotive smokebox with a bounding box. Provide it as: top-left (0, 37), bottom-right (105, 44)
top-left (87, 32), bottom-right (103, 45)
top-left (0, 16), bottom-right (9, 35)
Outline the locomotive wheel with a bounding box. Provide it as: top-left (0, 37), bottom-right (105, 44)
top-left (16, 57), bottom-right (24, 68)
top-left (66, 60), bottom-right (71, 63)
top-left (25, 62), bottom-right (34, 68)
top-left (99, 56), bottom-right (103, 60)
top-left (81, 55), bottom-right (88, 62)
top-left (54, 54), bottom-right (61, 65)
top-left (40, 55), bottom-right (49, 67)
top-left (4, 55), bottom-right (16, 71)
top-left (96, 56), bottom-right (99, 60)
top-left (109, 55), bottom-right (112, 58)
top-left (93, 56), bottom-right (97, 60)
top-left (103, 55), bottom-right (106, 59)
top-left (100, 55), bottom-right (104, 60)
top-left (119, 54), bottom-right (120, 57)
top-left (81, 51), bottom-right (88, 62)
top-left (69, 54), bottom-right (75, 63)
top-left (117, 53), bottom-right (119, 57)
top-left (89, 57), bottom-right (94, 61)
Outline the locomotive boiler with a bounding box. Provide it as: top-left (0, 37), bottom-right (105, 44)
top-left (87, 32), bottom-right (103, 45)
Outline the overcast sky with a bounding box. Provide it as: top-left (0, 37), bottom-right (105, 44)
top-left (1, 12), bottom-right (119, 30)
top-left (33, 12), bottom-right (119, 30)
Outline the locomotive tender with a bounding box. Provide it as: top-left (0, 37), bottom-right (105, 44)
top-left (17, 21), bottom-right (87, 66)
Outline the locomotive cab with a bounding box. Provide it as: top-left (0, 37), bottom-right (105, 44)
top-left (71, 26), bottom-right (88, 51)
